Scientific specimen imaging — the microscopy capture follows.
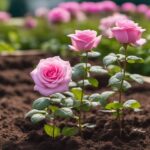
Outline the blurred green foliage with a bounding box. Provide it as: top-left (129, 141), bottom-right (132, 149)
top-left (0, 0), bottom-right (9, 11)
top-left (0, 13), bottom-right (150, 75)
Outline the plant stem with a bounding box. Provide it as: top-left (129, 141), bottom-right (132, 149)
top-left (118, 44), bottom-right (128, 132)
top-left (52, 116), bottom-right (55, 140)
top-left (78, 52), bottom-right (88, 134)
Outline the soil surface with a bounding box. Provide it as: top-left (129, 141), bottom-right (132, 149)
top-left (0, 53), bottom-right (150, 150)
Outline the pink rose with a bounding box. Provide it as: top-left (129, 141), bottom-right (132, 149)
top-left (145, 9), bottom-right (150, 19)
top-left (112, 20), bottom-right (146, 46)
top-left (100, 13), bottom-right (128, 38)
top-left (68, 30), bottom-right (102, 52)
top-left (47, 8), bottom-right (71, 23)
top-left (24, 17), bottom-right (37, 29)
top-left (59, 2), bottom-right (81, 14)
top-left (81, 2), bottom-right (101, 14)
top-left (137, 4), bottom-right (149, 14)
top-left (0, 11), bottom-right (11, 22)
top-left (31, 56), bottom-right (72, 96)
top-left (35, 7), bottom-right (48, 18)
top-left (121, 2), bottom-right (136, 13)
top-left (99, 1), bottom-right (118, 12)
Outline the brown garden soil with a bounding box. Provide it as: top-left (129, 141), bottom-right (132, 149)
top-left (0, 52), bottom-right (150, 150)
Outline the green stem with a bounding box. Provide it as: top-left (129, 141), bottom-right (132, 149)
top-left (117, 44), bottom-right (128, 132)
top-left (78, 52), bottom-right (88, 134)
top-left (52, 116), bottom-right (55, 140)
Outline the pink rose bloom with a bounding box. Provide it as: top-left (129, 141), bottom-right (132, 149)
top-left (0, 11), bottom-right (11, 22)
top-left (112, 20), bottom-right (146, 46)
top-left (59, 2), bottom-right (81, 14)
top-left (24, 17), bottom-right (37, 29)
top-left (145, 9), bottom-right (150, 19)
top-left (81, 2), bottom-right (101, 14)
top-left (121, 2), bottom-right (136, 13)
top-left (137, 4), bottom-right (149, 14)
top-left (68, 30), bottom-right (102, 52)
top-left (47, 7), bottom-right (71, 23)
top-left (98, 1), bottom-right (118, 12)
top-left (31, 56), bottom-right (72, 96)
top-left (100, 13), bottom-right (128, 38)
top-left (35, 7), bottom-right (48, 17)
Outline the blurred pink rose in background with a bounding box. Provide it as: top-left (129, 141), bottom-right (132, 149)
top-left (100, 13), bottom-right (128, 38)
top-left (98, 1), bottom-right (118, 12)
top-left (24, 17), bottom-right (37, 29)
top-left (35, 7), bottom-right (49, 18)
top-left (59, 2), bottom-right (81, 14)
top-left (31, 56), bottom-right (72, 96)
top-left (145, 9), bottom-right (150, 19)
top-left (47, 7), bottom-right (71, 23)
top-left (112, 20), bottom-right (146, 46)
top-left (81, 2), bottom-right (101, 14)
top-left (0, 12), bottom-right (11, 22)
top-left (68, 30), bottom-right (102, 52)
top-left (137, 4), bottom-right (149, 14)
top-left (121, 2), bottom-right (136, 13)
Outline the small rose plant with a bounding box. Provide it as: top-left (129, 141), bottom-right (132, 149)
top-left (26, 20), bottom-right (145, 138)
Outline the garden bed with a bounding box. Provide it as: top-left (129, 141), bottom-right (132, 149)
top-left (0, 53), bottom-right (150, 150)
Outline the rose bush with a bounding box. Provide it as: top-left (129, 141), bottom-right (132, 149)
top-left (31, 56), bottom-right (72, 96)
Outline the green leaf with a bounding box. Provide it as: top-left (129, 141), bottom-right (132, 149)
top-left (127, 56), bottom-right (144, 64)
top-left (71, 87), bottom-right (82, 101)
top-left (62, 127), bottom-right (79, 136)
top-left (61, 98), bottom-right (74, 107)
top-left (105, 101), bottom-right (123, 110)
top-left (89, 93), bottom-right (101, 102)
top-left (31, 114), bottom-right (45, 124)
top-left (90, 66), bottom-right (108, 75)
top-left (69, 81), bottom-right (77, 88)
top-left (49, 106), bottom-right (59, 113)
top-left (50, 93), bottom-right (66, 99)
top-left (25, 109), bottom-right (47, 118)
top-left (72, 63), bottom-right (91, 81)
top-left (99, 91), bottom-right (115, 107)
top-left (103, 53), bottom-right (117, 66)
top-left (82, 51), bottom-right (101, 58)
top-left (44, 124), bottom-right (61, 138)
top-left (123, 100), bottom-right (141, 109)
top-left (32, 97), bottom-right (51, 110)
top-left (109, 76), bottom-right (131, 91)
top-left (50, 98), bottom-right (61, 105)
top-left (91, 102), bottom-right (100, 107)
top-left (130, 74), bottom-right (144, 84)
top-left (55, 108), bottom-right (73, 118)
top-left (88, 78), bottom-right (99, 87)
top-left (116, 54), bottom-right (125, 62)
top-left (107, 65), bottom-right (121, 75)
top-left (81, 100), bottom-right (91, 111)
top-left (78, 80), bottom-right (91, 87)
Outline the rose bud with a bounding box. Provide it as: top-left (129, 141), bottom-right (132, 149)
top-left (68, 30), bottom-right (102, 52)
top-left (31, 56), bottom-right (72, 96)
